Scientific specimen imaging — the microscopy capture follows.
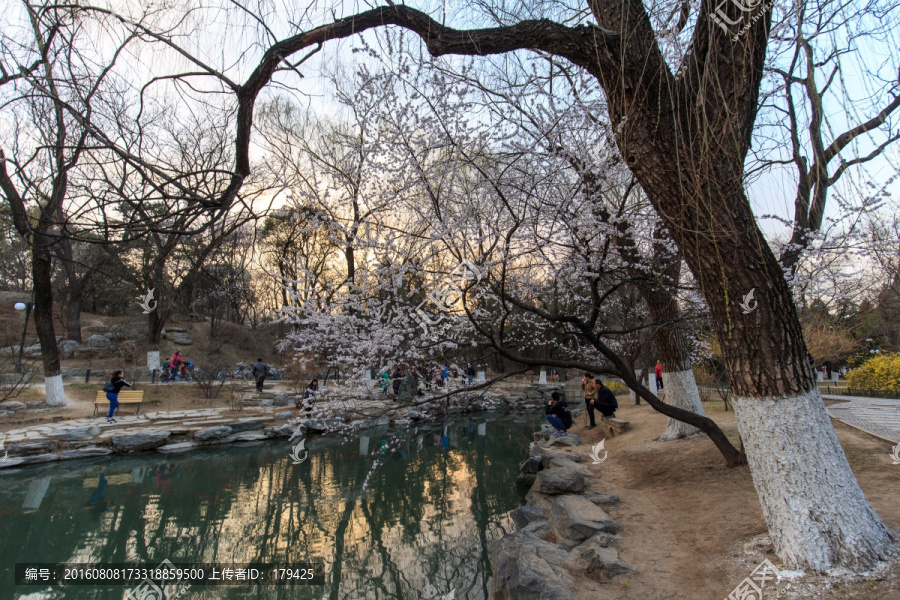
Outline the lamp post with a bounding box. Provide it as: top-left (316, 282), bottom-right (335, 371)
top-left (14, 301), bottom-right (34, 374)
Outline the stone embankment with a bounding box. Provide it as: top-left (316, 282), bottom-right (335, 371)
top-left (0, 384), bottom-right (554, 470)
top-left (491, 431), bottom-right (634, 599)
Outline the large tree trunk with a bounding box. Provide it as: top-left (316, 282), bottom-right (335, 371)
top-left (32, 238), bottom-right (66, 407)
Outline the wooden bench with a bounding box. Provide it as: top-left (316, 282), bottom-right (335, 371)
top-left (93, 390), bottom-right (145, 416)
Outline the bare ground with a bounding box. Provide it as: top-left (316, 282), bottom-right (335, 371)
top-left (562, 399), bottom-right (900, 600)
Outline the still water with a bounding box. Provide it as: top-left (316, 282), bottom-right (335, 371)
top-left (1, 414), bottom-right (537, 600)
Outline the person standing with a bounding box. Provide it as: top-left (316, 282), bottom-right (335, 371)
top-left (170, 351), bottom-right (185, 380)
top-left (103, 369), bottom-right (132, 424)
top-left (466, 363), bottom-right (475, 386)
top-left (442, 365), bottom-right (450, 388)
top-left (251, 358), bottom-right (269, 393)
top-left (545, 391), bottom-right (573, 436)
top-left (581, 372), bottom-right (599, 430)
top-left (655, 360), bottom-right (664, 391)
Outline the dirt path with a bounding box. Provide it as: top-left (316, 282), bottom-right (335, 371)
top-left (562, 399), bottom-right (900, 599)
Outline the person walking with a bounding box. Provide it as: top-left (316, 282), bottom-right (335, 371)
top-left (466, 363), bottom-right (475, 386)
top-left (251, 358), bottom-right (269, 393)
top-left (545, 391), bottom-right (573, 436)
top-left (103, 369), bottom-right (132, 424)
top-left (380, 370), bottom-right (390, 395)
top-left (581, 372), bottom-right (599, 430)
top-left (655, 360), bottom-right (664, 391)
top-left (442, 365), bottom-right (450, 388)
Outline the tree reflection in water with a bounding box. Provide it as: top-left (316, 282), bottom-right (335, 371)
top-left (0, 414), bottom-right (537, 599)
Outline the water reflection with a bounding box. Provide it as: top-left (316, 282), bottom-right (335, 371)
top-left (0, 414), bottom-right (537, 599)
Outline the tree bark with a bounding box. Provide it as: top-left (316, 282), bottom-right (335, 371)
top-left (32, 235), bottom-right (66, 407)
top-left (66, 293), bottom-right (83, 342)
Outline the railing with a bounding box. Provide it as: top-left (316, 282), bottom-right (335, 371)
top-left (820, 386), bottom-right (900, 400)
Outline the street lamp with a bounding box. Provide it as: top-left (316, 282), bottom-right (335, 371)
top-left (14, 301), bottom-right (34, 374)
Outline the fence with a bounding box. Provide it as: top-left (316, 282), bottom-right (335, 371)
top-left (820, 386), bottom-right (900, 400)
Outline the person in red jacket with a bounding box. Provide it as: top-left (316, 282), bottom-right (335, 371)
top-left (655, 360), bottom-right (664, 391)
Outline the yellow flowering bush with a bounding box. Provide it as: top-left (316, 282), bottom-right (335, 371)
top-left (846, 354), bottom-right (900, 392)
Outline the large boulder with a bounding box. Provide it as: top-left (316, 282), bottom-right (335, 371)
top-left (58, 340), bottom-right (80, 359)
top-left (0, 453), bottom-right (61, 469)
top-left (7, 440), bottom-right (56, 455)
top-left (266, 424), bottom-right (297, 439)
top-left (510, 505), bottom-right (551, 530)
top-left (0, 401), bottom-right (27, 412)
top-left (46, 426), bottom-right (101, 442)
top-left (84, 334), bottom-right (115, 350)
top-left (548, 494), bottom-right (622, 544)
top-left (585, 491), bottom-right (620, 506)
top-left (193, 425), bottom-right (233, 441)
top-left (544, 432), bottom-right (581, 447)
top-left (519, 456), bottom-right (544, 475)
top-left (23, 344), bottom-right (43, 358)
top-left (568, 535), bottom-right (634, 579)
top-left (489, 531), bottom-right (575, 600)
top-left (534, 466), bottom-right (585, 495)
top-left (112, 431), bottom-right (171, 452)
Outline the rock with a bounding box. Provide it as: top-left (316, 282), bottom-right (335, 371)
top-left (304, 418), bottom-right (344, 434)
top-left (87, 325), bottom-right (110, 333)
top-left (157, 442), bottom-right (198, 454)
top-left (26, 401), bottom-right (47, 409)
top-left (23, 344), bottom-right (43, 357)
top-left (173, 338), bottom-right (193, 345)
top-left (548, 494), bottom-right (622, 544)
top-left (273, 393), bottom-right (290, 407)
top-left (224, 420), bottom-right (264, 433)
top-left (0, 453), bottom-right (61, 469)
top-left (521, 520), bottom-right (553, 539)
top-left (0, 401), bottom-right (27, 412)
top-left (0, 411), bottom-right (10, 417)
top-left (490, 531), bottom-right (575, 600)
top-left (569, 537), bottom-right (634, 579)
top-left (61, 447), bottom-right (113, 459)
top-left (58, 340), bottom-right (80, 358)
top-left (109, 322), bottom-right (148, 340)
top-left (165, 326), bottom-right (188, 333)
top-left (232, 431), bottom-right (268, 442)
top-left (585, 492), bottom-right (621, 506)
top-left (275, 411), bottom-right (293, 420)
top-left (516, 473), bottom-right (537, 486)
top-left (519, 456), bottom-right (544, 475)
top-left (46, 426), bottom-right (101, 441)
top-left (112, 431), bottom-right (171, 452)
top-left (510, 505), bottom-right (551, 530)
top-left (535, 466), bottom-right (585, 495)
top-left (266, 424), bottom-right (296, 439)
top-left (8, 440), bottom-right (56, 455)
top-left (545, 432), bottom-right (581, 447)
top-left (85, 334), bottom-right (115, 350)
top-left (193, 425), bottom-right (234, 441)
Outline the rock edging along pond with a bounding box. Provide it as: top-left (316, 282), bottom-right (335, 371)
top-left (490, 431), bottom-right (634, 599)
top-left (0, 383), bottom-right (574, 471)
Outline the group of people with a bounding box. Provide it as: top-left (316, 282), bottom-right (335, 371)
top-left (161, 350), bottom-right (192, 382)
top-left (545, 372), bottom-right (620, 437)
top-left (379, 363), bottom-right (478, 397)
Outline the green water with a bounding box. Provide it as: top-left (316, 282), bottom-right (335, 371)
top-left (1, 414), bottom-right (539, 600)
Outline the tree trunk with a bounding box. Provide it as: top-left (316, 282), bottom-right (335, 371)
top-left (32, 238), bottom-right (66, 407)
top-left (642, 286), bottom-right (705, 440)
top-left (66, 293), bottom-right (83, 342)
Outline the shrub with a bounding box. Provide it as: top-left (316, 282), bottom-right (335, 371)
top-left (602, 380), bottom-right (629, 395)
top-left (846, 354), bottom-right (900, 392)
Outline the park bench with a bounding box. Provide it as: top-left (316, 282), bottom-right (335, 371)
top-left (93, 390), bottom-right (145, 416)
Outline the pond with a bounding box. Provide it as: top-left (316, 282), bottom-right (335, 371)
top-left (1, 413), bottom-right (539, 599)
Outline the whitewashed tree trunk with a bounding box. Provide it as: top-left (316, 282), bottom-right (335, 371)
top-left (733, 390), bottom-right (895, 571)
top-left (44, 374), bottom-right (66, 407)
top-left (657, 368), bottom-right (704, 440)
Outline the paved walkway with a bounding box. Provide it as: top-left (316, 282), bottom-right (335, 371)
top-left (825, 395), bottom-right (900, 444)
